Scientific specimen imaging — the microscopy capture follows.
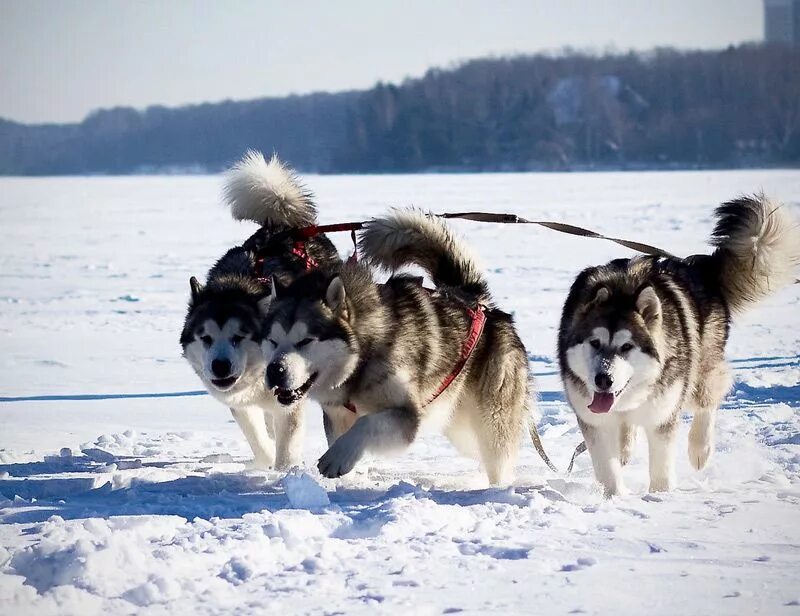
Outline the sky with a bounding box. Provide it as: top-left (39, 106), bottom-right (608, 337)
top-left (0, 0), bottom-right (764, 125)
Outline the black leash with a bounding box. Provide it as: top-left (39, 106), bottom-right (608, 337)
top-left (293, 212), bottom-right (678, 474)
top-left (438, 212), bottom-right (676, 259)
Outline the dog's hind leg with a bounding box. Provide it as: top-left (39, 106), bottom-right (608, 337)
top-left (231, 406), bottom-right (276, 468)
top-left (688, 360), bottom-right (732, 471)
top-left (470, 382), bottom-right (526, 486)
top-left (274, 404), bottom-right (304, 469)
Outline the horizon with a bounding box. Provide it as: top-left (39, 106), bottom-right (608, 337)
top-left (1, 44), bottom-right (768, 128)
top-left (0, 0), bottom-right (763, 125)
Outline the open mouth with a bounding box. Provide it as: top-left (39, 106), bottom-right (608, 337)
top-left (273, 373), bottom-right (318, 406)
top-left (211, 376), bottom-right (238, 390)
top-left (588, 385), bottom-right (627, 414)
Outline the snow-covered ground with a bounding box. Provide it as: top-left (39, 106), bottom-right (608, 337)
top-left (0, 170), bottom-right (798, 615)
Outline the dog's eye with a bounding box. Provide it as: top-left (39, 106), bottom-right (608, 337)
top-left (200, 335), bottom-right (213, 347)
top-left (266, 338), bottom-right (277, 347)
top-left (296, 338), bottom-right (314, 348)
top-left (620, 342), bottom-right (634, 353)
top-left (231, 335), bottom-right (244, 347)
top-left (589, 339), bottom-right (601, 350)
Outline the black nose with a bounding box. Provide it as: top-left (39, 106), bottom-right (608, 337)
top-left (266, 362), bottom-right (287, 388)
top-left (211, 358), bottom-right (231, 378)
top-left (595, 372), bottom-right (613, 391)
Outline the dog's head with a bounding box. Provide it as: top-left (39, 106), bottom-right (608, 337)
top-left (181, 276), bottom-right (269, 395)
top-left (261, 272), bottom-right (359, 406)
top-left (565, 284), bottom-right (663, 414)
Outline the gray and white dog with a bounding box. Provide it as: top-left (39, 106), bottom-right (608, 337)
top-left (558, 196), bottom-right (799, 496)
top-left (180, 151), bottom-right (340, 469)
top-left (260, 209), bottom-right (531, 485)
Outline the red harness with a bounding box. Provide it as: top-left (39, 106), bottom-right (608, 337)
top-left (254, 223), bottom-right (361, 285)
top-left (344, 303), bottom-right (487, 414)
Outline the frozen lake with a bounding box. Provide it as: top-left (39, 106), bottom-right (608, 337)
top-left (1, 169), bottom-right (799, 614)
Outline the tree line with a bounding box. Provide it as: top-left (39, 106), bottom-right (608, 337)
top-left (1, 44), bottom-right (798, 175)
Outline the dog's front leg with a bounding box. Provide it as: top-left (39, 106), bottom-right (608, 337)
top-left (322, 406), bottom-right (358, 447)
top-left (231, 406), bottom-right (276, 469)
top-left (317, 406), bottom-right (419, 478)
top-left (273, 403), bottom-right (305, 470)
top-left (645, 417), bottom-right (678, 492)
top-left (579, 418), bottom-right (627, 498)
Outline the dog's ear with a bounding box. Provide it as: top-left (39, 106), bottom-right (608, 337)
top-left (591, 286), bottom-right (610, 306)
top-left (189, 276), bottom-right (203, 302)
top-left (325, 276), bottom-right (347, 316)
top-left (636, 286), bottom-right (662, 326)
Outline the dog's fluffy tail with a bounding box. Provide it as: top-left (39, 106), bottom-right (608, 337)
top-left (222, 150), bottom-right (317, 227)
top-left (359, 208), bottom-right (491, 302)
top-left (711, 194), bottom-right (800, 314)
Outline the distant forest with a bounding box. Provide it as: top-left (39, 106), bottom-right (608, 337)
top-left (1, 45), bottom-right (799, 175)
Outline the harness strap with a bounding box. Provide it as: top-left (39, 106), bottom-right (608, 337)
top-left (343, 303), bottom-right (487, 414)
top-left (423, 304), bottom-right (487, 407)
top-left (253, 223), bottom-right (363, 285)
top-left (291, 241), bottom-right (318, 270)
top-left (295, 222), bottom-right (362, 263)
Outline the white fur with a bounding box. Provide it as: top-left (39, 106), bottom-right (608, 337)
top-left (565, 330), bottom-right (658, 414)
top-left (359, 207), bottom-right (486, 288)
top-left (568, 379), bottom-right (684, 496)
top-left (183, 317), bottom-right (304, 469)
top-left (263, 320), bottom-right (357, 397)
top-left (715, 195), bottom-right (800, 313)
top-left (222, 150), bottom-right (316, 227)
top-left (231, 406), bottom-right (276, 468)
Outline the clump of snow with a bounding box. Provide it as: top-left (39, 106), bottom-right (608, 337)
top-left (281, 470), bottom-right (330, 509)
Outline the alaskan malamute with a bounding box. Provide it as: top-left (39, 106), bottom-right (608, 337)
top-left (180, 151), bottom-right (340, 469)
top-left (260, 209), bottom-right (532, 485)
top-left (558, 195), bottom-right (799, 496)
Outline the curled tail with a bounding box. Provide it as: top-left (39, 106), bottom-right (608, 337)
top-left (222, 150), bottom-right (317, 227)
top-left (359, 208), bottom-right (491, 302)
top-left (710, 194), bottom-right (800, 313)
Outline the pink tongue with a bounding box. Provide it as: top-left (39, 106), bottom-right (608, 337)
top-left (589, 392), bottom-right (615, 413)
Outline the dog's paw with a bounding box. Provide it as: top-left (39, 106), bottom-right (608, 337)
top-left (648, 476), bottom-right (674, 493)
top-left (688, 440), bottom-right (713, 471)
top-left (602, 483), bottom-right (629, 499)
top-left (246, 457), bottom-right (275, 471)
top-left (317, 437), bottom-right (364, 478)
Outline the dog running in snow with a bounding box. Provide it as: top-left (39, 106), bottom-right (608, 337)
top-left (558, 195), bottom-right (800, 497)
top-left (180, 151), bottom-right (340, 469)
top-left (260, 209), bottom-right (533, 485)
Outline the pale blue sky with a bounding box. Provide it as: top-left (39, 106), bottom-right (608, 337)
top-left (0, 0), bottom-right (763, 124)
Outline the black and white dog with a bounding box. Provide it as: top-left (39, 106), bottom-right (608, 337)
top-left (181, 151), bottom-right (340, 469)
top-left (260, 210), bottom-right (533, 485)
top-left (559, 196), bottom-right (799, 496)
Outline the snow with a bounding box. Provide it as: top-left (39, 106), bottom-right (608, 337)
top-left (1, 169), bottom-right (799, 614)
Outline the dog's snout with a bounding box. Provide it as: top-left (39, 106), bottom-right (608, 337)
top-left (211, 358), bottom-right (232, 378)
top-left (595, 372), bottom-right (613, 391)
top-left (266, 362), bottom-right (287, 388)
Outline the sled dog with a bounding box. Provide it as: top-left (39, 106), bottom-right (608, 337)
top-left (260, 209), bottom-right (532, 485)
top-left (558, 195), bottom-right (799, 496)
top-left (181, 151), bottom-right (340, 468)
